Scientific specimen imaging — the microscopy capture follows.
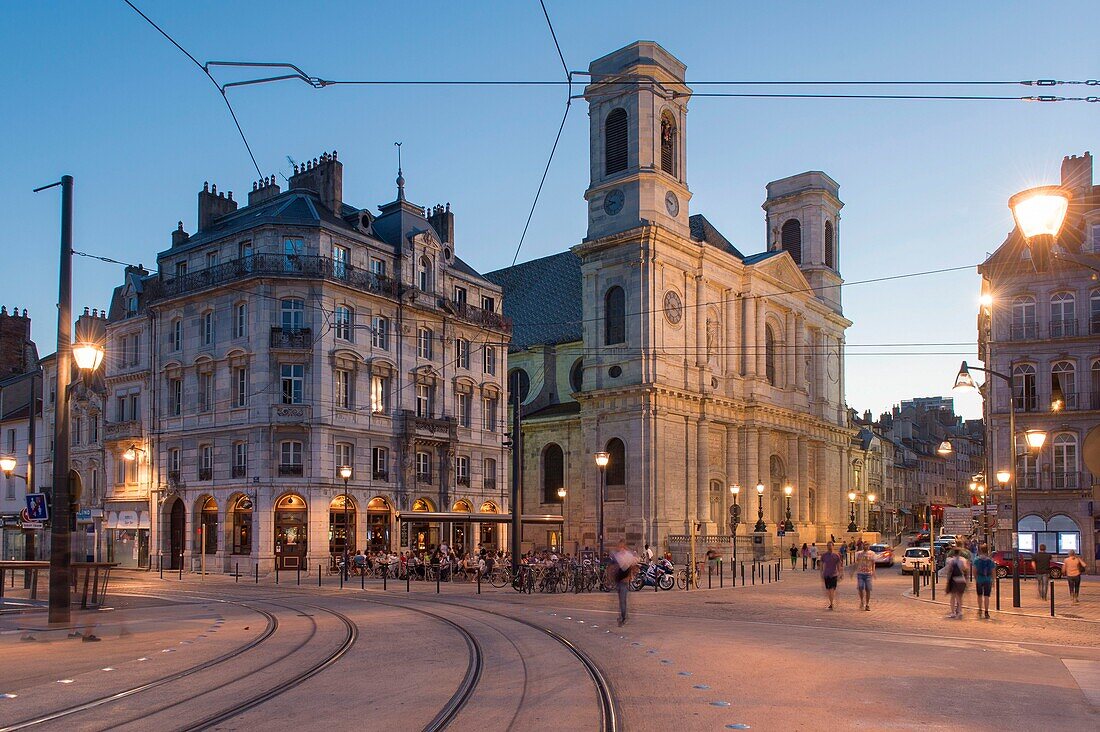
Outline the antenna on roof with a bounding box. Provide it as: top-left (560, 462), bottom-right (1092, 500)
top-left (281, 155), bottom-right (298, 183)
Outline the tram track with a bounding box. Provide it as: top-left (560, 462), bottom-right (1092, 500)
top-left (0, 598), bottom-right (279, 732)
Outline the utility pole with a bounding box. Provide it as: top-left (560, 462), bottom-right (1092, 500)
top-left (509, 386), bottom-right (522, 573)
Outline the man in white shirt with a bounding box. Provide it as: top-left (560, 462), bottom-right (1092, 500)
top-left (611, 541), bottom-right (639, 626)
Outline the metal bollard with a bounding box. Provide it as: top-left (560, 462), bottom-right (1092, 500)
top-left (931, 566), bottom-right (936, 601)
top-left (752, 563), bottom-right (755, 585)
top-left (254, 564), bottom-right (258, 584)
top-left (339, 566), bottom-right (344, 589)
top-left (719, 559), bottom-right (724, 588)
top-left (297, 565), bottom-right (301, 586)
top-left (1050, 578), bottom-right (1055, 617)
top-left (235, 562), bottom-right (239, 584)
top-left (276, 564), bottom-right (280, 585)
top-left (768, 564), bottom-right (772, 583)
top-left (407, 569), bottom-right (410, 593)
top-left (912, 569), bottom-right (919, 597)
top-left (741, 562), bottom-right (745, 585)
top-left (995, 572), bottom-right (1001, 611)
top-left (436, 568), bottom-right (440, 594)
top-left (179, 555), bottom-right (184, 581)
top-left (709, 565), bottom-right (713, 589)
top-left (477, 569), bottom-right (481, 595)
top-left (318, 564), bottom-right (321, 587)
top-left (159, 556), bottom-right (164, 580)
top-left (361, 569), bottom-right (364, 590)
top-left (384, 568), bottom-right (387, 592)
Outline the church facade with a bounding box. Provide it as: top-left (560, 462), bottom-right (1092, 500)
top-left (487, 41), bottom-right (857, 556)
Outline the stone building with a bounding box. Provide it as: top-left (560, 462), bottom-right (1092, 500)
top-left (103, 153), bottom-right (511, 574)
top-left (0, 306), bottom-right (42, 559)
top-left (978, 151), bottom-right (1100, 563)
top-left (488, 42), bottom-right (855, 557)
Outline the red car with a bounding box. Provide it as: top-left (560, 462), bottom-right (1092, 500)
top-left (991, 551), bottom-right (1064, 579)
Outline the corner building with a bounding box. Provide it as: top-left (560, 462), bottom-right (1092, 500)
top-left (107, 154), bottom-right (510, 574)
top-left (488, 42), bottom-right (855, 556)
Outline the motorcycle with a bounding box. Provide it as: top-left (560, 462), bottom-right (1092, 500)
top-left (631, 557), bottom-right (676, 591)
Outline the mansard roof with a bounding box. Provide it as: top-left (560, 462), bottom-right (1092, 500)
top-left (485, 251), bottom-right (583, 351)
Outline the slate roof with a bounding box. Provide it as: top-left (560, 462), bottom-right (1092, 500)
top-left (485, 251), bottom-right (583, 350)
top-left (689, 214), bottom-right (745, 258)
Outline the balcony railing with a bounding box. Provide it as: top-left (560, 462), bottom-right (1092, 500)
top-left (198, 467), bottom-right (212, 481)
top-left (1009, 323), bottom-right (1038, 341)
top-left (149, 253), bottom-right (401, 302)
top-left (373, 470), bottom-right (389, 481)
top-left (1091, 316), bottom-right (1100, 336)
top-left (270, 327), bottom-right (313, 349)
top-left (167, 470), bottom-right (181, 484)
top-left (457, 476), bottom-right (470, 486)
top-left (232, 465), bottom-right (247, 478)
top-left (1050, 318), bottom-right (1079, 339)
top-left (1013, 393), bottom-right (1039, 412)
top-left (485, 479), bottom-right (497, 490)
top-left (278, 464), bottom-right (304, 476)
top-left (449, 300), bottom-right (512, 332)
top-left (104, 420), bottom-right (143, 441)
top-left (416, 473), bottom-right (433, 484)
top-left (1053, 471), bottom-right (1079, 489)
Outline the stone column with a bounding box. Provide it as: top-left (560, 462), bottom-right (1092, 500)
top-left (743, 296), bottom-right (756, 378)
top-left (786, 435), bottom-right (800, 523)
top-left (785, 311), bottom-right (796, 390)
top-left (798, 437), bottom-right (810, 522)
top-left (794, 315), bottom-right (805, 390)
top-left (755, 298), bottom-right (767, 378)
top-left (724, 289), bottom-right (737, 378)
top-left (696, 418), bottom-right (711, 527)
top-left (695, 275), bottom-right (707, 368)
top-left (745, 428), bottom-right (759, 497)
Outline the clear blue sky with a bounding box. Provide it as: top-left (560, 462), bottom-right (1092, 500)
top-left (4, 1), bottom-right (1096, 419)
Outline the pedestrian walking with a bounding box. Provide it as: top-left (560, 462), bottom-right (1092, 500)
top-left (820, 542), bottom-right (843, 610)
top-left (1063, 549), bottom-right (1088, 604)
top-left (789, 544), bottom-right (798, 569)
top-left (610, 540), bottom-right (638, 626)
top-left (852, 541), bottom-right (876, 611)
top-left (839, 542), bottom-right (848, 566)
top-left (1034, 544), bottom-right (1052, 600)
top-left (810, 543), bottom-right (819, 570)
top-left (944, 548), bottom-right (970, 619)
top-left (801, 543), bottom-right (809, 570)
top-left (973, 543), bottom-right (994, 619)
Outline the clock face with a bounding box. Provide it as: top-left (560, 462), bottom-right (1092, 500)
top-left (664, 290), bottom-right (683, 324)
top-left (603, 189), bottom-right (625, 216)
top-left (665, 191), bottom-right (679, 217)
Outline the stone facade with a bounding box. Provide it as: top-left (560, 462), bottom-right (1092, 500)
top-left (978, 151), bottom-right (1100, 566)
top-left (488, 42), bottom-right (855, 559)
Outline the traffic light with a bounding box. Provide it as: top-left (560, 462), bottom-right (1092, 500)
top-left (503, 431), bottom-right (513, 449)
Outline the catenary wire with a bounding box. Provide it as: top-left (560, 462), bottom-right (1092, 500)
top-left (539, 0), bottom-right (569, 80)
top-left (121, 0), bottom-right (263, 177)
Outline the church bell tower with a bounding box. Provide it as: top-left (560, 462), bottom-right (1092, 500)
top-left (584, 41), bottom-right (692, 241)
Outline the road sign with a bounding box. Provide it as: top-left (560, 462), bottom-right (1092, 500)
top-left (76, 508), bottom-right (93, 522)
top-left (941, 507), bottom-right (972, 534)
top-left (777, 530), bottom-right (786, 537)
top-left (970, 505), bottom-right (998, 517)
top-left (21, 521), bottom-right (43, 530)
top-left (25, 493), bottom-right (49, 522)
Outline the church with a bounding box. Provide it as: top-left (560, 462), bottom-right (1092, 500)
top-left (486, 41), bottom-right (856, 557)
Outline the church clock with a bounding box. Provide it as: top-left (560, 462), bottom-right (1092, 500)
top-left (663, 290), bottom-right (683, 324)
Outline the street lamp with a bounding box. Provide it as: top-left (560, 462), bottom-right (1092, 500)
top-left (1008, 185), bottom-right (1071, 273)
top-left (594, 452), bottom-right (609, 560)
top-left (753, 482), bottom-right (766, 532)
top-left (0, 455), bottom-right (16, 475)
top-left (782, 484), bottom-right (794, 532)
top-left (847, 491), bottom-right (858, 533)
top-left (122, 444), bottom-right (145, 462)
top-left (954, 360), bottom-right (1050, 607)
top-left (729, 484), bottom-right (740, 564)
top-left (339, 465), bottom-right (352, 580)
top-left (867, 494), bottom-right (876, 532)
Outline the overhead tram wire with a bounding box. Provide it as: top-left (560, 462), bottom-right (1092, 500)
top-left (121, 0), bottom-right (263, 177)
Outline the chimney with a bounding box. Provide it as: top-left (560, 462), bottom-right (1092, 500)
top-left (863, 409), bottom-right (873, 424)
top-left (427, 203), bottom-right (455, 244)
top-left (248, 174), bottom-right (282, 206)
top-left (171, 221), bottom-right (190, 248)
top-left (288, 151), bottom-right (342, 214)
top-left (197, 181), bottom-right (238, 231)
top-left (1060, 152), bottom-right (1093, 193)
top-left (0, 306), bottom-right (33, 376)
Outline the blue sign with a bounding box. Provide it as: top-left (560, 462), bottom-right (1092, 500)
top-left (76, 508), bottom-right (92, 522)
top-left (25, 493), bottom-right (49, 522)
top-left (777, 530), bottom-right (786, 537)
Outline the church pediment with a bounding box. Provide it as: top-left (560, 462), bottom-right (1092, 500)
top-left (751, 251), bottom-right (812, 291)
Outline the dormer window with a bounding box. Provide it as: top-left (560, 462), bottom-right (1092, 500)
top-left (418, 255), bottom-right (433, 292)
top-left (175, 261), bottom-right (187, 278)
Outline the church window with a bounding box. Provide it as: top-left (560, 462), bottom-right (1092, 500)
top-left (543, 443), bottom-right (564, 503)
top-left (508, 368), bottom-right (530, 403)
top-left (605, 438), bottom-right (626, 486)
top-left (569, 358), bottom-right (584, 393)
top-left (824, 220), bottom-right (835, 268)
top-left (605, 286), bottom-right (626, 345)
top-left (765, 325), bottom-right (778, 385)
top-left (781, 219), bottom-right (802, 264)
top-left (660, 111), bottom-right (677, 176)
top-left (605, 108), bottom-right (628, 176)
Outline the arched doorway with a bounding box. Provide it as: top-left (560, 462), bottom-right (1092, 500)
top-left (199, 496), bottom-right (218, 555)
top-left (479, 501), bottom-right (499, 550)
top-left (409, 497), bottom-right (436, 552)
top-left (451, 499), bottom-right (472, 555)
top-left (329, 495), bottom-right (356, 558)
top-left (230, 495), bottom-right (253, 555)
top-left (168, 499), bottom-right (185, 569)
top-left (274, 494), bottom-right (308, 569)
top-left (366, 497), bottom-right (392, 552)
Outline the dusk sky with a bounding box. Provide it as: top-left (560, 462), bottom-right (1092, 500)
top-left (4, 1), bottom-right (1096, 419)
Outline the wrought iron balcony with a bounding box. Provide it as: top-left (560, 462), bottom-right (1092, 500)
top-left (1009, 323), bottom-right (1038, 341)
top-left (457, 476), bottom-right (470, 487)
top-left (372, 470), bottom-right (389, 481)
top-left (198, 467), bottom-right (212, 481)
top-left (447, 300), bottom-right (512, 332)
top-left (278, 464), bottom-right (304, 477)
top-left (484, 478), bottom-right (497, 490)
top-left (149, 253), bottom-right (401, 302)
top-left (270, 327), bottom-right (313, 349)
top-left (1053, 471), bottom-right (1080, 489)
top-left (1050, 318), bottom-right (1079, 339)
top-left (232, 465), bottom-right (247, 478)
top-left (104, 420), bottom-right (143, 441)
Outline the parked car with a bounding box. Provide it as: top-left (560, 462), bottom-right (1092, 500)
top-left (991, 551), bottom-right (1064, 579)
top-left (938, 534), bottom-right (958, 544)
top-left (908, 532), bottom-right (930, 546)
top-left (901, 547), bottom-right (932, 574)
top-left (868, 543), bottom-right (894, 567)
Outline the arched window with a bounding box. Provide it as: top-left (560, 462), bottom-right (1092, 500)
top-left (334, 305), bottom-right (353, 341)
top-left (569, 358), bottom-right (584, 393)
top-left (781, 219), bottom-right (802, 264)
top-left (824, 220), bottom-right (835, 268)
top-left (605, 286), bottom-right (626, 345)
top-left (660, 111), bottom-right (677, 175)
top-left (605, 108), bottom-right (628, 175)
top-left (1052, 361), bottom-right (1076, 409)
top-left (1091, 360), bottom-right (1100, 410)
top-left (1090, 290), bottom-right (1100, 335)
top-left (418, 255), bottom-right (433, 292)
top-left (764, 324), bottom-right (778, 385)
top-left (1052, 433), bottom-right (1078, 488)
top-left (1050, 292), bottom-right (1076, 338)
top-left (1011, 296), bottom-right (1036, 339)
top-left (605, 438), bottom-right (626, 486)
top-left (1012, 363), bottom-right (1037, 411)
top-left (543, 443), bottom-right (564, 503)
top-left (508, 368), bottom-right (530, 403)
top-left (280, 298), bottom-right (304, 332)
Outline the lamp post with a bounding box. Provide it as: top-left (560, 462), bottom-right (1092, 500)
top-left (1008, 185), bottom-right (1071, 273)
top-left (339, 465), bottom-right (352, 580)
top-left (557, 486), bottom-right (567, 550)
top-left (782, 485), bottom-right (794, 532)
top-left (594, 452), bottom-right (609, 561)
top-left (954, 361), bottom-right (1048, 607)
top-left (847, 492), bottom-right (858, 533)
top-left (729, 484), bottom-right (740, 565)
top-left (993, 470), bottom-right (1009, 549)
top-left (753, 482), bottom-right (766, 532)
top-left (867, 494), bottom-right (877, 532)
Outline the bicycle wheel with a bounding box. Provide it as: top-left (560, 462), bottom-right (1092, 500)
top-left (676, 569), bottom-right (687, 590)
top-left (490, 569), bottom-right (509, 588)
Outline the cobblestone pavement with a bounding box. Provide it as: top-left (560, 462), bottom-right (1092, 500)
top-left (1, 568), bottom-right (1097, 731)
